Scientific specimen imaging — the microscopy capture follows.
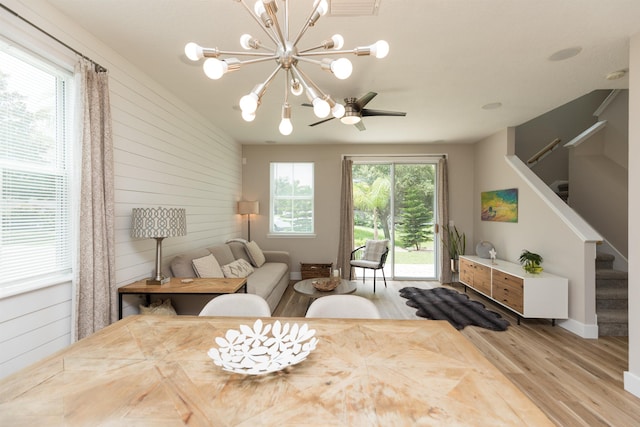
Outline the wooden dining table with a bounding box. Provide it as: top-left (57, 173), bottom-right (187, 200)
top-left (0, 315), bottom-right (552, 426)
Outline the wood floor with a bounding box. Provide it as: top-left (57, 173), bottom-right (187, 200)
top-left (273, 279), bottom-right (640, 426)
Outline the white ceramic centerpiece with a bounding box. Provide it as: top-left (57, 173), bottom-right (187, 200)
top-left (208, 319), bottom-right (318, 375)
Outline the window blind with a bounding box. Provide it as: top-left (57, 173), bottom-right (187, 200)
top-left (0, 42), bottom-right (73, 288)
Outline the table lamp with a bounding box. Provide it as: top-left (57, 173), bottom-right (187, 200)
top-left (237, 201), bottom-right (259, 241)
top-left (131, 207), bottom-right (187, 285)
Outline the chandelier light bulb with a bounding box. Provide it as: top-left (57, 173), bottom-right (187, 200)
top-left (290, 79), bottom-right (304, 96)
top-left (314, 0), bottom-right (329, 15)
top-left (371, 40), bottom-right (390, 59)
top-left (254, 1), bottom-right (266, 16)
top-left (332, 103), bottom-right (345, 118)
top-left (331, 34), bottom-right (344, 50)
top-left (331, 58), bottom-right (353, 80)
top-left (184, 42), bottom-right (203, 61)
top-left (242, 111), bottom-right (256, 122)
top-left (312, 98), bottom-right (330, 118)
top-left (239, 93), bottom-right (259, 113)
top-left (203, 58), bottom-right (227, 79)
top-left (240, 34), bottom-right (253, 50)
top-left (279, 118), bottom-right (293, 135)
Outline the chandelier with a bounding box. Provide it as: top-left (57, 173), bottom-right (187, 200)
top-left (184, 0), bottom-right (389, 136)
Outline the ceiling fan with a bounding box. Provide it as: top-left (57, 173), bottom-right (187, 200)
top-left (306, 92), bottom-right (407, 131)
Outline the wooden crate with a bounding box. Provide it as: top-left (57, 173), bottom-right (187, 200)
top-left (300, 262), bottom-right (332, 280)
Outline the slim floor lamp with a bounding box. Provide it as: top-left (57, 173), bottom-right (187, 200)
top-left (237, 201), bottom-right (259, 241)
top-left (131, 207), bottom-right (187, 285)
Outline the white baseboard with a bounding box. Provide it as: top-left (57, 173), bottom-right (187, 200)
top-left (558, 318), bottom-right (599, 339)
top-left (624, 371), bottom-right (640, 398)
top-left (290, 272), bottom-right (302, 281)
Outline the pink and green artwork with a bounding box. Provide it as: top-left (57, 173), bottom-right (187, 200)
top-left (481, 188), bottom-right (518, 222)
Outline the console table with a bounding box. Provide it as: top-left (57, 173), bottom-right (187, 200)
top-left (459, 255), bottom-right (568, 324)
top-left (118, 277), bottom-right (247, 319)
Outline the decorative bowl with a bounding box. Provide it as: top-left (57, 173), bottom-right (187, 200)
top-left (312, 278), bottom-right (340, 292)
top-left (207, 319), bottom-right (318, 375)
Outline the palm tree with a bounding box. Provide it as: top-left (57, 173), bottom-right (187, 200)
top-left (353, 176), bottom-right (390, 240)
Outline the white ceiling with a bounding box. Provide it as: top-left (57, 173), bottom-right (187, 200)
top-left (45, 0), bottom-right (640, 145)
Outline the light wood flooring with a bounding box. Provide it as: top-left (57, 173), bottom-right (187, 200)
top-left (273, 279), bottom-right (640, 426)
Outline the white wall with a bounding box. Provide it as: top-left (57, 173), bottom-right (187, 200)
top-left (473, 128), bottom-right (600, 337)
top-left (0, 0), bottom-right (242, 379)
top-left (624, 31), bottom-right (640, 398)
top-left (241, 143), bottom-right (476, 276)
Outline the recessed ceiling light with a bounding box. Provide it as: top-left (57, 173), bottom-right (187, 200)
top-left (606, 69), bottom-right (627, 80)
top-left (548, 47), bottom-right (582, 61)
top-left (482, 102), bottom-right (502, 110)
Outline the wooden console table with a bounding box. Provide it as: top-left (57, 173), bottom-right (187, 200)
top-left (118, 277), bottom-right (247, 319)
top-left (0, 315), bottom-right (552, 426)
top-left (459, 255), bottom-right (568, 324)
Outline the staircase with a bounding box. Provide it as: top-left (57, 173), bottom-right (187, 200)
top-left (595, 253), bottom-right (628, 336)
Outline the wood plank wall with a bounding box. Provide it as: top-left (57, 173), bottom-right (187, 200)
top-left (0, 0), bottom-right (242, 379)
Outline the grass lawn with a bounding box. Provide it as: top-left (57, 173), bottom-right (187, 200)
top-left (354, 226), bottom-right (435, 264)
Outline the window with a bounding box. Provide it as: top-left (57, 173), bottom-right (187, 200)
top-left (0, 39), bottom-right (73, 290)
top-left (270, 162), bottom-right (314, 234)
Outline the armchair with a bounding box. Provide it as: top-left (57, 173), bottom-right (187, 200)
top-left (349, 239), bottom-right (389, 293)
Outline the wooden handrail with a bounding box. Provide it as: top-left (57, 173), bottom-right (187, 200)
top-left (527, 138), bottom-right (562, 166)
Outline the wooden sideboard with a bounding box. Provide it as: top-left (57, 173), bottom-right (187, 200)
top-left (459, 255), bottom-right (568, 324)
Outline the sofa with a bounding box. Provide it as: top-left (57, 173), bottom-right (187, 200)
top-left (164, 240), bottom-right (290, 314)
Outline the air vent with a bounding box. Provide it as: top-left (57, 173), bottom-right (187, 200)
top-left (330, 0), bottom-right (381, 16)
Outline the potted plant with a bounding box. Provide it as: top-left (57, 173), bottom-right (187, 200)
top-left (442, 225), bottom-right (466, 272)
top-left (519, 250), bottom-right (543, 274)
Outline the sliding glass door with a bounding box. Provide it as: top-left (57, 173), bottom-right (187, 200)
top-left (352, 159), bottom-right (438, 280)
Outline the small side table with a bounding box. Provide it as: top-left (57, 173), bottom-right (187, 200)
top-left (118, 277), bottom-right (247, 319)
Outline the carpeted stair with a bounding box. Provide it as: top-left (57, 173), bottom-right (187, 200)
top-left (596, 253), bottom-right (628, 336)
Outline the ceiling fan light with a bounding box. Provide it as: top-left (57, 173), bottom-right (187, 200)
top-left (184, 42), bottom-right (203, 61)
top-left (341, 114), bottom-right (361, 125)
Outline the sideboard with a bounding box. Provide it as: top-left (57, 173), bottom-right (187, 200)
top-left (459, 255), bottom-right (568, 325)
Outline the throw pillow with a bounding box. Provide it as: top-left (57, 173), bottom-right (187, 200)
top-left (245, 240), bottom-right (266, 267)
top-left (363, 240), bottom-right (389, 262)
top-left (139, 298), bottom-right (177, 316)
top-left (221, 258), bottom-right (255, 278)
top-left (192, 254), bottom-right (224, 278)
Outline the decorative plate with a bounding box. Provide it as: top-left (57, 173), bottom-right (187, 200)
top-left (207, 319), bottom-right (318, 375)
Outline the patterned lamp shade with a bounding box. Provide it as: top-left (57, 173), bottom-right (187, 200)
top-left (131, 207), bottom-right (187, 238)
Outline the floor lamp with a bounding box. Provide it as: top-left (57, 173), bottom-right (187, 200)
top-left (238, 201), bottom-right (259, 241)
top-left (131, 207), bottom-right (187, 285)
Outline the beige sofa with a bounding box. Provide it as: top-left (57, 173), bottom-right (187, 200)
top-left (165, 241), bottom-right (290, 314)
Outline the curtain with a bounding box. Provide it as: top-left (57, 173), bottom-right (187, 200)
top-left (336, 158), bottom-right (354, 277)
top-left (75, 60), bottom-right (115, 340)
top-left (438, 157), bottom-right (451, 284)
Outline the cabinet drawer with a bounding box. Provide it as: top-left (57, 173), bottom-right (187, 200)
top-left (492, 271), bottom-right (523, 291)
top-left (492, 285), bottom-right (524, 313)
top-left (459, 258), bottom-right (474, 284)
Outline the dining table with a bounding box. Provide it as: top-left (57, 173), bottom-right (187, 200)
top-left (0, 315), bottom-right (552, 426)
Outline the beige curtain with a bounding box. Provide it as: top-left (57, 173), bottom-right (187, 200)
top-left (438, 157), bottom-right (451, 284)
top-left (76, 60), bottom-right (115, 340)
top-left (336, 158), bottom-right (354, 277)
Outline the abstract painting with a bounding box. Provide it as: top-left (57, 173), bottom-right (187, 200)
top-left (481, 188), bottom-right (518, 222)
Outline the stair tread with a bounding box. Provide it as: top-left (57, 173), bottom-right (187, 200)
top-left (596, 253), bottom-right (615, 262)
top-left (597, 308), bottom-right (628, 322)
top-left (596, 287), bottom-right (628, 299)
top-left (596, 269), bottom-right (628, 280)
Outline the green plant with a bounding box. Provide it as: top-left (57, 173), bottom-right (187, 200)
top-left (442, 225), bottom-right (466, 260)
top-left (519, 250), bottom-right (543, 274)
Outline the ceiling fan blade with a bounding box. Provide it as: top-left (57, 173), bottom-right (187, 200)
top-left (361, 108), bottom-right (407, 117)
top-left (354, 120), bottom-right (366, 131)
top-left (301, 103), bottom-right (313, 107)
top-left (355, 92), bottom-right (378, 108)
top-left (309, 117), bottom-right (335, 127)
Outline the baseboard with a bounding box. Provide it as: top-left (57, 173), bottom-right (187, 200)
top-left (624, 371), bottom-right (640, 398)
top-left (558, 318), bottom-right (599, 339)
top-left (290, 272), bottom-right (302, 281)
